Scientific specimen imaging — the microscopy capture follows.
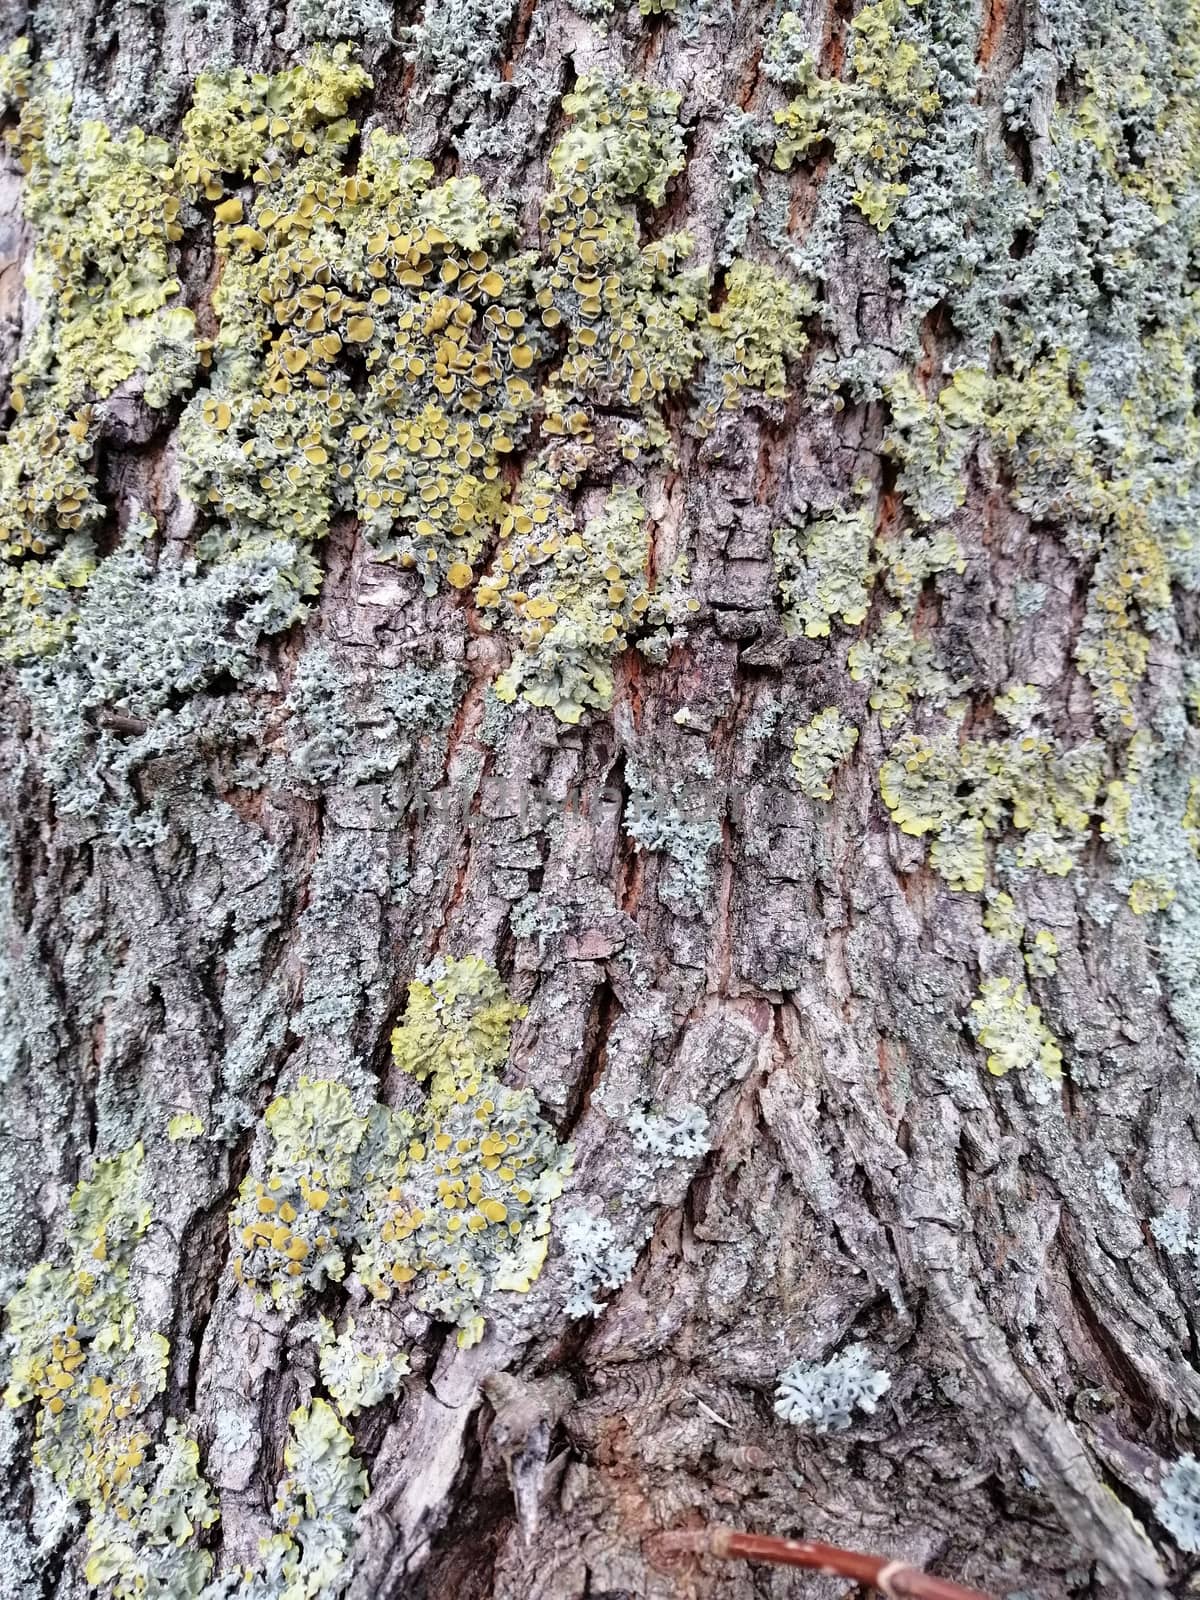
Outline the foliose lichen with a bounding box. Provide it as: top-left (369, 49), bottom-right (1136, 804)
top-left (969, 976), bottom-right (1063, 1081)
top-left (232, 957), bottom-right (572, 1343)
top-left (790, 708), bottom-right (859, 801)
top-left (1158, 1453), bottom-right (1200, 1554)
top-left (556, 1205), bottom-right (640, 1319)
top-left (773, 1343), bottom-right (891, 1433)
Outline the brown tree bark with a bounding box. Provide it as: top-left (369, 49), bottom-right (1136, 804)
top-left (2, 0), bottom-right (1199, 1598)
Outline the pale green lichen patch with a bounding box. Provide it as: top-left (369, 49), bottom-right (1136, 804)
top-left (969, 976), bottom-right (1063, 1080)
top-left (232, 957), bottom-right (571, 1339)
top-left (255, 1398), bottom-right (368, 1597)
top-left (2, 1145), bottom-right (220, 1598)
top-left (884, 367), bottom-right (990, 527)
top-left (790, 708), bottom-right (858, 800)
top-left (770, 0), bottom-right (942, 230)
top-left (847, 609), bottom-right (962, 729)
top-left (696, 258), bottom-right (814, 428)
top-left (879, 689), bottom-right (1103, 890)
top-left (773, 502), bottom-right (874, 640)
top-left (0, 40), bottom-right (195, 657)
top-left (312, 1316), bottom-right (409, 1419)
top-left (0, 45), bottom-right (831, 724)
top-left (483, 484), bottom-right (693, 725)
top-left (1025, 930), bottom-right (1059, 979)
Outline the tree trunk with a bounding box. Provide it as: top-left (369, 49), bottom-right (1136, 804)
top-left (2, 1), bottom-right (1199, 1597)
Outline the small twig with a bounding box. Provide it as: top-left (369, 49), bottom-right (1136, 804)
top-left (650, 1525), bottom-right (993, 1600)
top-left (682, 1390), bottom-right (736, 1430)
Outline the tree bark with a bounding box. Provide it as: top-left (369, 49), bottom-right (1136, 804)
top-left (2, 1), bottom-right (1199, 1598)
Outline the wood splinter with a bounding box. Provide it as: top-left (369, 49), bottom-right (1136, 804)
top-left (651, 1525), bottom-right (994, 1600)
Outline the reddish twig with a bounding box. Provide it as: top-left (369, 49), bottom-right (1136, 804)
top-left (651, 1525), bottom-right (993, 1600)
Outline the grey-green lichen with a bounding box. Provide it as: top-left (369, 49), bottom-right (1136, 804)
top-left (623, 760), bottom-right (722, 912)
top-left (557, 1205), bottom-right (640, 1319)
top-left (2, 1144), bottom-right (220, 1599)
top-left (879, 689), bottom-right (1103, 892)
top-left (790, 708), bottom-right (858, 801)
top-left (312, 1317), bottom-right (409, 1420)
top-left (773, 1344), bottom-right (891, 1433)
top-left (847, 609), bottom-right (961, 729)
top-left (769, 0), bottom-right (941, 230)
top-left (1, 45), bottom-right (827, 733)
top-left (1157, 1454), bottom-right (1200, 1553)
top-left (773, 501), bottom-right (874, 640)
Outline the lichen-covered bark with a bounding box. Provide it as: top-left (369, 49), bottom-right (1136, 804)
top-left (3, 1), bottom-right (1200, 1598)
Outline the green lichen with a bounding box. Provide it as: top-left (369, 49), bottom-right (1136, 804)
top-left (3, 47), bottom-right (839, 728)
top-left (256, 1398), bottom-right (367, 1598)
top-left (969, 976), bottom-right (1063, 1080)
top-left (983, 890), bottom-right (1023, 945)
top-left (3, 1145), bottom-right (219, 1599)
top-left (773, 501), bottom-right (874, 639)
top-left (1025, 929), bottom-right (1060, 978)
top-left (847, 608), bottom-right (962, 728)
top-left (770, 0), bottom-right (942, 230)
top-left (696, 258), bottom-right (814, 427)
top-left (879, 688), bottom-right (1104, 889)
top-left (312, 1317), bottom-right (409, 1419)
top-left (884, 367), bottom-right (991, 526)
top-left (232, 958), bottom-right (571, 1339)
top-left (168, 1113), bottom-right (205, 1143)
top-left (790, 707), bottom-right (858, 800)
top-left (484, 484), bottom-right (692, 724)
top-left (0, 42), bottom-right (195, 653)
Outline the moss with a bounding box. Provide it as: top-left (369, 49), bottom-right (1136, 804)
top-left (969, 976), bottom-right (1064, 1080)
top-left (232, 958), bottom-right (572, 1338)
top-left (790, 707), bottom-right (858, 801)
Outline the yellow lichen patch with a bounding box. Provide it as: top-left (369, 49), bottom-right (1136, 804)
top-left (970, 976), bottom-right (1064, 1080)
top-left (483, 481), bottom-right (685, 723)
top-left (0, 42), bottom-right (197, 655)
top-left (878, 689), bottom-right (1104, 889)
top-left (2, 1146), bottom-right (218, 1592)
top-left (790, 707), bottom-right (859, 800)
top-left (770, 0), bottom-right (941, 229)
top-left (230, 959), bottom-right (571, 1333)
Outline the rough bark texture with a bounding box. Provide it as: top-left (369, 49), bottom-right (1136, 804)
top-left (2, 1), bottom-right (1200, 1598)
